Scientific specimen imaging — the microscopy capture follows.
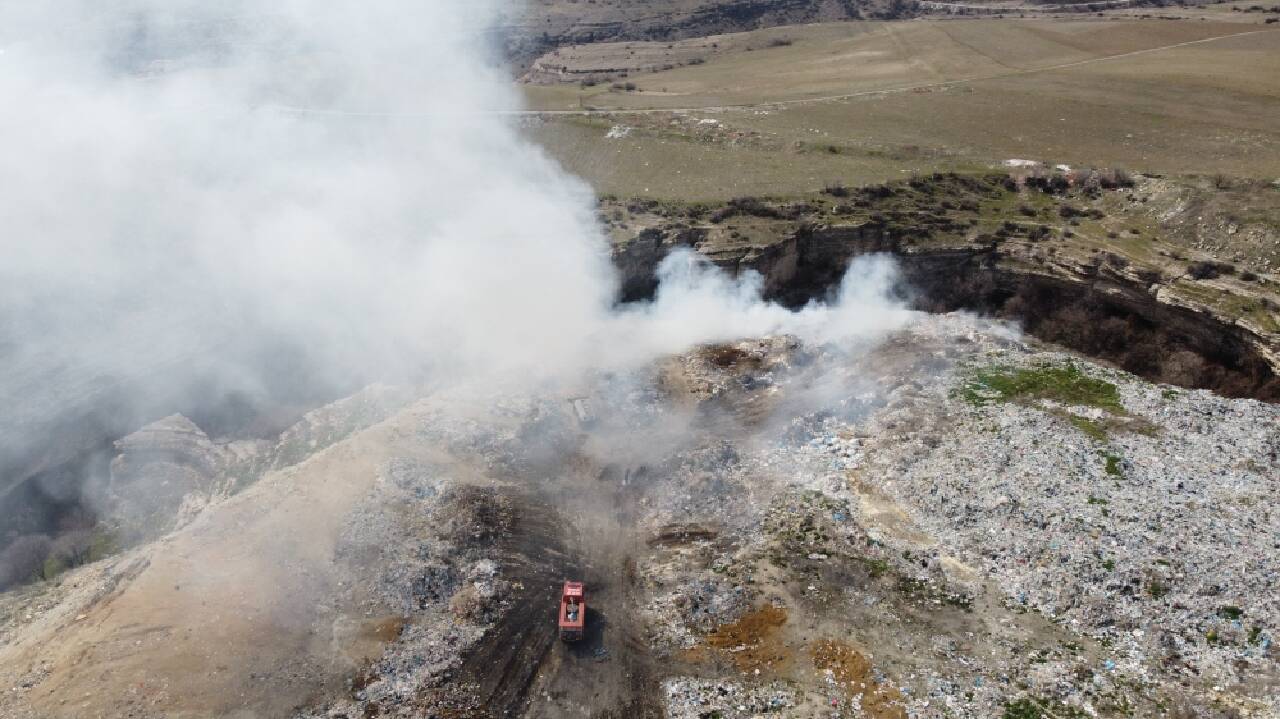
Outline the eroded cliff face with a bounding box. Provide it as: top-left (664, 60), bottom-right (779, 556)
top-left (106, 415), bottom-right (227, 540)
top-left (608, 178), bottom-right (1280, 402)
top-left (500, 0), bottom-right (876, 69)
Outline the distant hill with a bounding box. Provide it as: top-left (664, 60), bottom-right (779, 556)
top-left (497, 0), bottom-right (898, 69)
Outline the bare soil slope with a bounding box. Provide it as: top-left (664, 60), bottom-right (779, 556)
top-left (0, 407), bottom-right (430, 718)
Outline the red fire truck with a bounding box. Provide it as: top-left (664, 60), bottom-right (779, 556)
top-left (558, 581), bottom-right (585, 642)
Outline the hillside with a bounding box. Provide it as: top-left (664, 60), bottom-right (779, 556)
top-left (498, 0), bottom-right (881, 68)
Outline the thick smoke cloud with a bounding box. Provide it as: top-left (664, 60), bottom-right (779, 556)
top-left (0, 1), bottom-right (913, 503)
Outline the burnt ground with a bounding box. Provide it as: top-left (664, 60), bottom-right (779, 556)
top-left (451, 457), bottom-right (666, 719)
top-left (451, 491), bottom-right (571, 716)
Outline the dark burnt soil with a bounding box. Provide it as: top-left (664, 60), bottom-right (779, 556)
top-left (452, 492), bottom-right (573, 716)
top-left (449, 460), bottom-right (665, 719)
top-left (647, 523), bottom-right (720, 548)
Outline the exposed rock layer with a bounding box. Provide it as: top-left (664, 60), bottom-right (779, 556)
top-left (500, 0), bottom-right (877, 69)
top-left (612, 213), bottom-right (1280, 402)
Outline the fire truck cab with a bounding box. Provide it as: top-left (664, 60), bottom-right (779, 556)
top-left (558, 581), bottom-right (585, 642)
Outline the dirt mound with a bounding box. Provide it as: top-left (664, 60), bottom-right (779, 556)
top-left (811, 640), bottom-right (907, 719)
top-left (699, 605), bottom-right (792, 675)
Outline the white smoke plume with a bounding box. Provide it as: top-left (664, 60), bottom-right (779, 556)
top-left (0, 1), bottom-right (913, 496)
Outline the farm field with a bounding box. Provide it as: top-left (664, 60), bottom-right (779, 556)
top-left (522, 19), bottom-right (1280, 200)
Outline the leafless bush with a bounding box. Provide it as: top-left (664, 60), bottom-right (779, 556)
top-left (0, 534), bottom-right (51, 590)
top-left (1162, 351), bottom-right (1208, 387)
top-left (1187, 261), bottom-right (1234, 280)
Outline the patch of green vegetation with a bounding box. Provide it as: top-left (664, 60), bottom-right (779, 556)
top-left (1102, 558), bottom-right (1116, 571)
top-left (1248, 625), bottom-right (1264, 645)
top-left (1161, 388), bottom-right (1180, 400)
top-left (1170, 280), bottom-right (1280, 334)
top-left (1087, 496), bottom-right (1109, 505)
top-left (1003, 696), bottom-right (1088, 719)
top-left (1056, 409), bottom-right (1157, 442)
top-left (1205, 629), bottom-right (1220, 645)
top-left (961, 363), bottom-right (1123, 412)
top-left (1069, 415), bottom-right (1108, 441)
top-left (1218, 606), bottom-right (1244, 621)
top-left (857, 556), bottom-right (891, 579)
top-left (1101, 452), bottom-right (1124, 479)
top-left (37, 528), bottom-right (118, 583)
top-left (1147, 579), bottom-right (1169, 599)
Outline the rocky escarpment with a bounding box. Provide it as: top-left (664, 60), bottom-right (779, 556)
top-left (105, 415), bottom-right (228, 540)
top-left (499, 0), bottom-right (880, 69)
top-left (609, 175), bottom-right (1280, 401)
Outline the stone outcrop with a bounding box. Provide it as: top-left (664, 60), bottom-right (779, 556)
top-left (106, 414), bottom-right (227, 539)
top-left (500, 0), bottom-right (878, 69)
top-left (609, 197), bottom-right (1280, 401)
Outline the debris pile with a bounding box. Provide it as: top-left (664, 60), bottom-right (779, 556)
top-left (6, 312), bottom-right (1277, 719)
top-left (869, 345), bottom-right (1279, 692)
top-left (662, 677), bottom-right (796, 718)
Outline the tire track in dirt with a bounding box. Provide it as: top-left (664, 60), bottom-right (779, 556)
top-left (455, 492), bottom-right (577, 716)
top-left (454, 458), bottom-right (665, 718)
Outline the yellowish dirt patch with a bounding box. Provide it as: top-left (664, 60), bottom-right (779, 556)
top-left (690, 604), bottom-right (793, 675)
top-left (811, 639), bottom-right (907, 719)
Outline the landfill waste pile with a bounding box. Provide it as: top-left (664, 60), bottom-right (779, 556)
top-left (0, 313), bottom-right (1275, 719)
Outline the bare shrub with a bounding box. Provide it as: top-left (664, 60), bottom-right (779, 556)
top-left (1187, 261), bottom-right (1222, 280)
top-left (0, 535), bottom-right (52, 590)
top-left (1162, 350), bottom-right (1207, 387)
